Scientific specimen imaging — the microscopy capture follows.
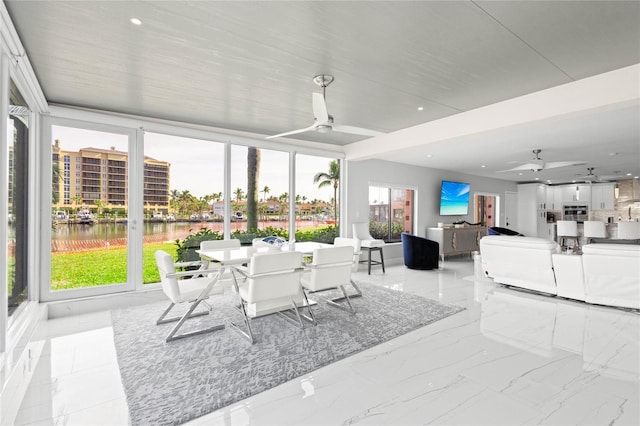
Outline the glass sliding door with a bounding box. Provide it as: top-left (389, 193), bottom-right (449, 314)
top-left (47, 123), bottom-right (134, 297)
top-left (142, 132), bottom-right (224, 284)
top-left (295, 155), bottom-right (339, 243)
top-left (7, 80), bottom-right (29, 316)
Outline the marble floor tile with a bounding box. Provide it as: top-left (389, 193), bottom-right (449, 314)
top-left (12, 257), bottom-right (639, 426)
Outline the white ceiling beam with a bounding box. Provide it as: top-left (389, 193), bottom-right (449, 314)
top-left (344, 64), bottom-right (640, 161)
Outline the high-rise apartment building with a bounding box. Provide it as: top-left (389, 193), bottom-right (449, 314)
top-left (52, 140), bottom-right (170, 213)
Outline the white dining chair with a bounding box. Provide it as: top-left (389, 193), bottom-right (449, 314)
top-left (199, 239), bottom-right (242, 282)
top-left (155, 250), bottom-right (226, 342)
top-left (301, 245), bottom-right (361, 317)
top-left (230, 251), bottom-right (308, 344)
top-left (333, 237), bottom-right (361, 272)
top-left (583, 221), bottom-right (607, 244)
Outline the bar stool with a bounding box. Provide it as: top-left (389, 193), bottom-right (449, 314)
top-left (352, 222), bottom-right (386, 274)
top-left (557, 220), bottom-right (579, 250)
top-left (583, 221), bottom-right (607, 244)
top-left (618, 222), bottom-right (640, 239)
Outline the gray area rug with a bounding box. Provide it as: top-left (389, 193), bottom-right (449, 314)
top-left (112, 281), bottom-right (464, 425)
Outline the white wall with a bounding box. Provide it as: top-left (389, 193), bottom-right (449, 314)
top-left (346, 159), bottom-right (518, 238)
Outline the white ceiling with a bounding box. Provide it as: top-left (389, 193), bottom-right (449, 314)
top-left (4, 0), bottom-right (640, 184)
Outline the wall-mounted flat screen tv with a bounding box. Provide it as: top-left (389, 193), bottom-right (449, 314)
top-left (439, 180), bottom-right (471, 216)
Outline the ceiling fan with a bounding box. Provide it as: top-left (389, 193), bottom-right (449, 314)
top-left (575, 167), bottom-right (613, 183)
top-left (266, 74), bottom-right (384, 140)
top-left (497, 149), bottom-right (585, 173)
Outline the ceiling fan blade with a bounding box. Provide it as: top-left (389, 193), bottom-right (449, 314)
top-left (265, 123), bottom-right (317, 139)
top-left (332, 124), bottom-right (384, 137)
top-left (496, 161), bottom-right (544, 173)
top-left (312, 92), bottom-right (329, 123)
top-left (544, 161), bottom-right (585, 169)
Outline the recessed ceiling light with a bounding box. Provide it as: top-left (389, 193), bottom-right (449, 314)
top-left (417, 107), bottom-right (424, 111)
top-left (518, 172), bottom-right (523, 176)
top-left (609, 152), bottom-right (618, 156)
top-left (627, 173), bottom-right (632, 176)
top-left (480, 165), bottom-right (486, 168)
top-left (130, 18), bottom-right (142, 25)
top-left (535, 177), bottom-right (539, 180)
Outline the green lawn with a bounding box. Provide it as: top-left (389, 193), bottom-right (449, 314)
top-left (49, 225), bottom-right (337, 290)
top-left (51, 242), bottom-right (177, 290)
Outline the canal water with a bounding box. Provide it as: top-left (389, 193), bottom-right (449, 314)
top-left (50, 220), bottom-right (323, 252)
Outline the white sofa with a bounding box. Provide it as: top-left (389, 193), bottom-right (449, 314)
top-left (480, 235), bottom-right (640, 310)
top-left (480, 236), bottom-right (560, 295)
top-left (582, 244), bottom-right (640, 309)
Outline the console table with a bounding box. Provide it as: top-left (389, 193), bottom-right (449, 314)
top-left (426, 226), bottom-right (486, 259)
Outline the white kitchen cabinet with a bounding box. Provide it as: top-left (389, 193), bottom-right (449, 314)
top-left (517, 183), bottom-right (547, 237)
top-left (546, 186), bottom-right (564, 211)
top-left (591, 184), bottom-right (615, 210)
top-left (560, 184), bottom-right (591, 204)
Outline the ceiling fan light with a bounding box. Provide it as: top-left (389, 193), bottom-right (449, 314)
top-left (316, 125), bottom-right (332, 133)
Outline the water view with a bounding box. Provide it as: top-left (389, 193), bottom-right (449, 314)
top-left (51, 219), bottom-right (331, 252)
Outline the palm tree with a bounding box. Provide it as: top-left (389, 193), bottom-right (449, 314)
top-left (247, 147), bottom-right (261, 230)
top-left (179, 190), bottom-right (193, 217)
top-left (93, 199), bottom-right (104, 218)
top-left (261, 185), bottom-right (270, 202)
top-left (72, 196), bottom-right (83, 214)
top-left (278, 192), bottom-right (288, 221)
top-left (234, 187), bottom-right (244, 202)
top-left (314, 160), bottom-right (340, 224)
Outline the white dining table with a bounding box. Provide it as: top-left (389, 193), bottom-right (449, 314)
top-left (196, 242), bottom-right (330, 317)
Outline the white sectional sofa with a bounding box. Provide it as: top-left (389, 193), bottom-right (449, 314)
top-left (480, 235), bottom-right (640, 310)
top-left (480, 236), bottom-right (560, 295)
top-left (582, 244), bottom-right (640, 309)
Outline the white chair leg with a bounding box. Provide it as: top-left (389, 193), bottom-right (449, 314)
top-left (164, 299), bottom-right (225, 343)
top-left (277, 297), bottom-right (308, 329)
top-left (299, 291), bottom-right (317, 326)
top-left (156, 302), bottom-right (209, 325)
top-left (326, 280), bottom-right (362, 314)
top-left (230, 299), bottom-right (255, 344)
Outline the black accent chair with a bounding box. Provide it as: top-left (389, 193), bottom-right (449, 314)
top-left (487, 226), bottom-right (524, 236)
top-left (401, 233), bottom-right (439, 270)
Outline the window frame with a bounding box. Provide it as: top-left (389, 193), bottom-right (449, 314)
top-left (368, 183), bottom-right (416, 243)
top-left (38, 106), bottom-right (345, 302)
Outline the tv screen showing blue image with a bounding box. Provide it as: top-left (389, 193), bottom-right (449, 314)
top-left (439, 180), bottom-right (470, 216)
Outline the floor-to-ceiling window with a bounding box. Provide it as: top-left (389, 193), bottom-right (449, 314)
top-left (368, 185), bottom-right (414, 242)
top-left (7, 80), bottom-right (29, 316)
top-left (42, 111), bottom-right (344, 297)
top-left (142, 132), bottom-right (224, 283)
top-left (295, 154), bottom-right (340, 242)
